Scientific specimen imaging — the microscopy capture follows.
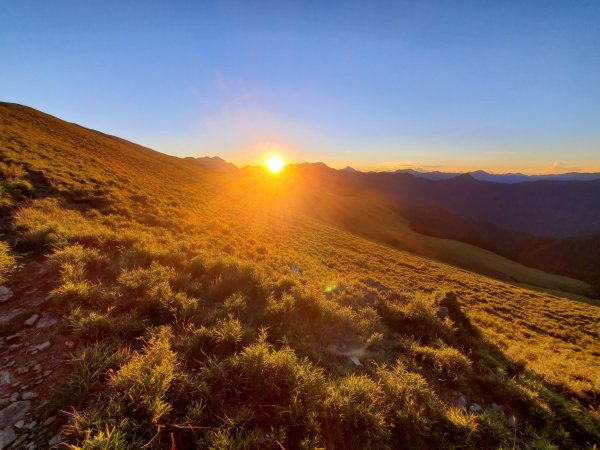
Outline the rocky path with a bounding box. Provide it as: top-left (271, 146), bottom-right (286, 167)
top-left (0, 253), bottom-right (71, 449)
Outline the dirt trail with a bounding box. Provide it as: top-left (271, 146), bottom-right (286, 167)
top-left (0, 253), bottom-right (71, 449)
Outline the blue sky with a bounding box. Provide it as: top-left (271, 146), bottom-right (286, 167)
top-left (2, 0), bottom-right (599, 172)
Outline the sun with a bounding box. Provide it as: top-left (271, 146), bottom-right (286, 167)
top-left (265, 154), bottom-right (286, 174)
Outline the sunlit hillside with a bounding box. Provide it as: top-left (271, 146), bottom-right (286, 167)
top-left (1, 103), bottom-right (599, 449)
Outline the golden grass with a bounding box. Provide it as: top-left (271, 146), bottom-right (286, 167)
top-left (1, 102), bottom-right (599, 448)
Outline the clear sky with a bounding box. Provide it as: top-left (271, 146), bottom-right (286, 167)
top-left (2, 0), bottom-right (599, 173)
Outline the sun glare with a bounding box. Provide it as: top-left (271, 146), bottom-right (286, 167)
top-left (265, 155), bottom-right (285, 174)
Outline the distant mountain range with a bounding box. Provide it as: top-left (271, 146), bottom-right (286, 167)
top-left (286, 162), bottom-right (600, 291)
top-left (341, 167), bottom-right (600, 183)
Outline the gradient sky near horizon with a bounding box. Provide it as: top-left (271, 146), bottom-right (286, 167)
top-left (2, 1), bottom-right (599, 173)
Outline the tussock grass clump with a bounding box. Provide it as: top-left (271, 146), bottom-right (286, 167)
top-left (377, 293), bottom-right (450, 344)
top-left (0, 161), bottom-right (33, 208)
top-left (68, 307), bottom-right (114, 341)
top-left (376, 362), bottom-right (450, 447)
top-left (66, 328), bottom-right (178, 448)
top-left (53, 343), bottom-right (128, 409)
top-left (0, 241), bottom-right (17, 284)
top-left (183, 315), bottom-right (249, 358)
top-left (109, 327), bottom-right (177, 430)
top-left (229, 334), bottom-right (326, 411)
top-left (117, 262), bottom-right (198, 322)
top-left (410, 341), bottom-right (472, 382)
top-left (321, 374), bottom-right (389, 449)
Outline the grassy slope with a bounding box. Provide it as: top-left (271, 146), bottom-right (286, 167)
top-left (296, 186), bottom-right (594, 297)
top-left (1, 102), bottom-right (599, 448)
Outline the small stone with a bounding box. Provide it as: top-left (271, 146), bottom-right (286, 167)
top-left (43, 416), bottom-right (56, 426)
top-left (10, 382), bottom-right (20, 388)
top-left (24, 314), bottom-right (39, 327)
top-left (11, 434), bottom-right (27, 447)
top-left (14, 420), bottom-right (24, 429)
top-left (43, 370), bottom-right (52, 378)
top-left (4, 361), bottom-right (14, 368)
top-left (0, 427), bottom-right (17, 449)
top-left (0, 286), bottom-right (13, 303)
top-left (9, 393), bottom-right (18, 402)
top-left (491, 402), bottom-right (504, 412)
top-left (349, 356), bottom-right (362, 366)
top-left (5, 334), bottom-right (19, 342)
top-left (21, 392), bottom-right (38, 400)
top-left (0, 372), bottom-right (9, 386)
top-left (32, 341), bottom-right (50, 352)
top-left (457, 395), bottom-right (468, 409)
top-left (48, 433), bottom-right (61, 446)
top-left (0, 401), bottom-right (31, 427)
top-left (32, 364), bottom-right (42, 373)
top-left (288, 264), bottom-right (303, 275)
top-left (16, 367), bottom-right (29, 375)
top-left (64, 340), bottom-right (75, 349)
top-left (469, 403), bottom-right (483, 414)
top-left (35, 316), bottom-right (58, 328)
top-left (27, 420), bottom-right (36, 429)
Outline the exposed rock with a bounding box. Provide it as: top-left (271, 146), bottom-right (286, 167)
top-left (43, 416), bottom-right (56, 426)
top-left (0, 427), bottom-right (16, 449)
top-left (13, 420), bottom-right (24, 429)
top-left (469, 403), bottom-right (483, 414)
top-left (350, 356), bottom-right (362, 366)
top-left (0, 311), bottom-right (21, 328)
top-left (24, 314), bottom-right (39, 326)
top-left (0, 401), bottom-right (31, 428)
top-left (32, 341), bottom-right (50, 352)
top-left (21, 392), bottom-right (38, 401)
top-left (436, 306), bottom-right (450, 320)
top-left (0, 372), bottom-right (9, 386)
top-left (0, 287), bottom-right (13, 303)
top-left (457, 395), bottom-right (467, 409)
top-left (11, 434), bottom-right (27, 448)
top-left (288, 264), bottom-right (303, 276)
top-left (48, 433), bottom-right (62, 446)
top-left (35, 315), bottom-right (58, 328)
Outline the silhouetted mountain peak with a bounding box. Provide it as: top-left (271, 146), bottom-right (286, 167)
top-left (184, 156), bottom-right (237, 172)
